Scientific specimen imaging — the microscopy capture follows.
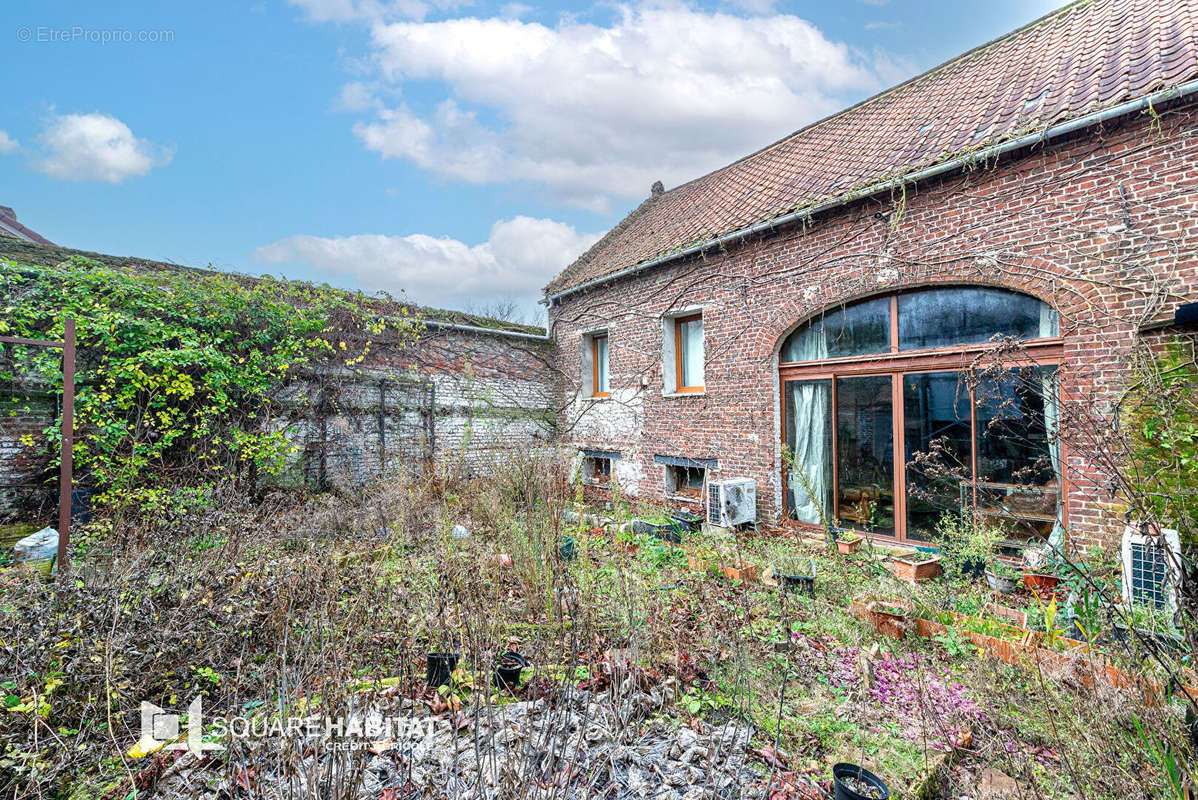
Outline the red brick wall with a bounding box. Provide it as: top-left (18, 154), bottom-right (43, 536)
top-left (549, 101), bottom-right (1198, 550)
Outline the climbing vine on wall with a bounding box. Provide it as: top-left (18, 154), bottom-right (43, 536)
top-left (1124, 338), bottom-right (1198, 547)
top-left (0, 256), bottom-right (417, 519)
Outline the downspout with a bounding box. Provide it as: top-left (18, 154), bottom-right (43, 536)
top-left (544, 78), bottom-right (1198, 307)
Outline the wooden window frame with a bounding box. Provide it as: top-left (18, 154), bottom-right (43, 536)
top-left (779, 293), bottom-right (1066, 545)
top-left (591, 333), bottom-right (610, 398)
top-left (674, 313), bottom-right (704, 393)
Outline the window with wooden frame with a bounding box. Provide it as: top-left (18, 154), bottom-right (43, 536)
top-left (591, 333), bottom-right (609, 397)
top-left (779, 287), bottom-right (1063, 548)
top-left (673, 313), bottom-right (704, 393)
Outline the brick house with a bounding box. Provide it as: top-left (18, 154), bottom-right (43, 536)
top-left (544, 0), bottom-right (1198, 551)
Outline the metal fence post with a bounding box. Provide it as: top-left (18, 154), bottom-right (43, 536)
top-left (57, 318), bottom-right (74, 576)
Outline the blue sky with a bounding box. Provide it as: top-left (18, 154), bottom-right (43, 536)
top-left (2, 0), bottom-right (1060, 321)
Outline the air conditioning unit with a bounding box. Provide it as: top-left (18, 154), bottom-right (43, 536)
top-left (707, 478), bottom-right (757, 527)
top-left (1121, 523), bottom-right (1182, 609)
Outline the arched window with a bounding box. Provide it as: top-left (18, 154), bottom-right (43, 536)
top-left (780, 287), bottom-right (1062, 547)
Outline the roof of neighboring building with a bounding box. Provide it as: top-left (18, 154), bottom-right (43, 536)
top-left (546, 0), bottom-right (1198, 297)
top-left (0, 206), bottom-right (54, 245)
top-left (0, 238), bottom-right (547, 337)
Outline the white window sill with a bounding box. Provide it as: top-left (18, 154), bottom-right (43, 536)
top-left (667, 494), bottom-right (704, 506)
top-left (662, 390), bottom-right (706, 399)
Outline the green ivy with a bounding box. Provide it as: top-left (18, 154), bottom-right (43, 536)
top-left (1126, 339), bottom-right (1198, 547)
top-left (0, 256), bottom-right (414, 517)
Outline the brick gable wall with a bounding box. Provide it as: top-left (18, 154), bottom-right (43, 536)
top-left (549, 101), bottom-right (1198, 550)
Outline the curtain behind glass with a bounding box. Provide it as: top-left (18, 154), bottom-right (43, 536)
top-left (1041, 368), bottom-right (1064, 548)
top-left (786, 326), bottom-right (829, 525)
top-left (789, 381), bottom-right (831, 524)
top-left (595, 337), bottom-right (608, 392)
top-left (679, 318), bottom-right (704, 387)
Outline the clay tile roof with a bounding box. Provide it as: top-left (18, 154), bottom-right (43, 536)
top-left (546, 0), bottom-right (1198, 297)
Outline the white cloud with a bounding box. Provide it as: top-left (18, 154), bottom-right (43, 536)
top-left (253, 216), bottom-right (600, 309)
top-left (499, 3), bottom-right (531, 19)
top-left (332, 81), bottom-right (381, 112)
top-left (347, 5), bottom-right (885, 210)
top-left (0, 130), bottom-right (18, 154)
top-left (35, 113), bottom-right (172, 183)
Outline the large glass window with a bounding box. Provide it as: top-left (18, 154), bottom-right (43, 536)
top-left (781, 287), bottom-right (1058, 363)
top-left (781, 296), bottom-right (890, 361)
top-left (972, 366), bottom-right (1059, 543)
top-left (836, 376), bottom-right (896, 536)
top-left (898, 287), bottom-right (1057, 350)
top-left (903, 372), bottom-right (973, 541)
top-left (781, 287), bottom-right (1062, 544)
top-left (784, 378), bottom-right (832, 525)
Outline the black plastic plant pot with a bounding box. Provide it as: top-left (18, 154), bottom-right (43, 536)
top-left (833, 763), bottom-right (890, 800)
top-left (559, 536), bottom-right (576, 562)
top-left (953, 558), bottom-right (986, 580)
top-left (777, 573), bottom-right (815, 597)
top-left (666, 509), bottom-right (703, 532)
top-left (425, 652), bottom-right (459, 687)
top-left (632, 520), bottom-right (682, 543)
top-left (493, 651), bottom-right (529, 690)
top-left (650, 525), bottom-right (683, 544)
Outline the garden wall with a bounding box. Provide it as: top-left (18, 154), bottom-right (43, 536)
top-left (0, 322), bottom-right (555, 516)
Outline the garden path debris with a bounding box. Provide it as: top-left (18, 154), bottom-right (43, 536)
top-left (152, 687), bottom-right (819, 799)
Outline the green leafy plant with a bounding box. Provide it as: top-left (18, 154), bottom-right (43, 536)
top-left (680, 686), bottom-right (716, 717)
top-left (1131, 713), bottom-right (1194, 800)
top-left (988, 558), bottom-right (1021, 580)
top-left (933, 628), bottom-right (970, 657)
top-left (0, 257), bottom-right (417, 519)
top-left (1124, 340), bottom-right (1198, 548)
top-left (1033, 594), bottom-right (1066, 648)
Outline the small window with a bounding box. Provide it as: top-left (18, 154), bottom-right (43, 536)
top-left (584, 455), bottom-right (613, 486)
top-left (592, 334), bottom-right (609, 397)
top-left (666, 464), bottom-right (706, 500)
top-left (674, 313), bottom-right (704, 393)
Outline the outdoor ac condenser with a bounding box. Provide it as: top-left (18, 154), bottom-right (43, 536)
top-left (1121, 523), bottom-right (1182, 609)
top-left (706, 478), bottom-right (757, 527)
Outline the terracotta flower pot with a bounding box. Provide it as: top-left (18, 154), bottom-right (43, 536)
top-left (721, 563), bottom-right (758, 583)
top-left (837, 537), bottom-right (863, 555)
top-left (887, 554), bottom-right (943, 584)
top-left (1022, 572), bottom-right (1060, 594)
top-left (867, 602), bottom-right (910, 640)
top-left (686, 552), bottom-right (707, 571)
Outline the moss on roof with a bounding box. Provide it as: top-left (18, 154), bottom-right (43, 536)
top-left (0, 239), bottom-right (546, 337)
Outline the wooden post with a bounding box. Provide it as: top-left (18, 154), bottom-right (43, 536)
top-left (57, 319), bottom-right (74, 576)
